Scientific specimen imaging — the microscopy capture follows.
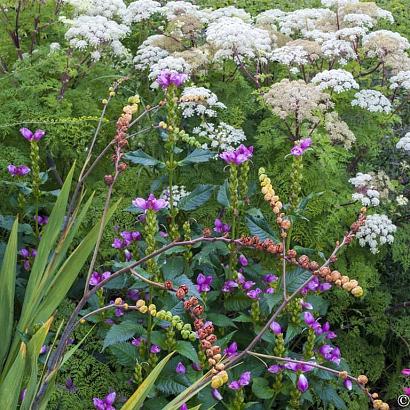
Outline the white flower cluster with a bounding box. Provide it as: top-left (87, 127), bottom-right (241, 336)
top-left (396, 132), bottom-right (410, 152)
top-left (161, 1), bottom-right (205, 22)
top-left (193, 122), bottom-right (247, 153)
top-left (396, 195), bottom-right (408, 206)
top-left (255, 9), bottom-right (285, 30)
top-left (389, 71), bottom-right (410, 91)
top-left (124, 0), bottom-right (161, 24)
top-left (356, 214), bottom-right (396, 254)
top-left (148, 56), bottom-right (191, 88)
top-left (65, 0), bottom-right (126, 20)
top-left (351, 90), bottom-right (392, 114)
top-left (64, 15), bottom-right (130, 55)
top-left (271, 46), bottom-right (308, 65)
top-left (179, 87), bottom-right (226, 118)
top-left (49, 42), bottom-right (61, 53)
top-left (363, 30), bottom-right (410, 59)
top-left (321, 38), bottom-right (357, 65)
top-left (321, 0), bottom-right (358, 7)
top-left (349, 172), bottom-right (380, 207)
top-left (311, 69), bottom-right (359, 93)
top-left (133, 37), bottom-right (169, 70)
top-left (206, 17), bottom-right (272, 62)
top-left (343, 13), bottom-right (373, 29)
top-left (160, 185), bottom-right (190, 208)
top-left (208, 6), bottom-right (251, 23)
top-left (324, 112), bottom-right (356, 149)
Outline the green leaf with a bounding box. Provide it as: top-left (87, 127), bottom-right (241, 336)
top-left (252, 377), bottom-right (274, 399)
top-left (178, 184), bottom-right (214, 211)
top-left (125, 150), bottom-right (165, 167)
top-left (179, 149), bottom-right (214, 165)
top-left (284, 323), bottom-right (303, 344)
top-left (156, 378), bottom-right (187, 395)
top-left (121, 351), bottom-right (175, 410)
top-left (283, 268), bottom-right (312, 293)
top-left (207, 313), bottom-right (237, 328)
top-left (161, 256), bottom-right (185, 279)
top-left (245, 209), bottom-right (278, 241)
top-left (176, 340), bottom-right (199, 363)
top-left (0, 218), bottom-right (18, 369)
top-left (103, 321), bottom-right (145, 350)
top-left (109, 343), bottom-right (138, 366)
top-left (263, 293), bottom-right (282, 313)
top-left (224, 294), bottom-right (251, 311)
top-left (61, 325), bottom-right (95, 367)
top-left (315, 385), bottom-right (347, 410)
top-left (217, 180), bottom-right (230, 207)
top-left (0, 343), bottom-right (26, 408)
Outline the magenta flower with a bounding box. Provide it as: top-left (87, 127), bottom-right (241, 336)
top-left (196, 273), bottom-right (213, 293)
top-left (132, 194), bottom-right (167, 213)
top-left (402, 369), bottom-right (410, 376)
top-left (214, 218), bottom-right (230, 234)
top-left (284, 360), bottom-right (314, 372)
top-left (300, 138), bottom-right (312, 149)
top-left (246, 288), bottom-right (262, 300)
top-left (176, 362), bottom-right (186, 374)
top-left (220, 144), bottom-right (253, 165)
top-left (290, 138), bottom-right (312, 157)
top-left (156, 70), bottom-right (188, 89)
top-left (131, 337), bottom-right (143, 346)
top-left (404, 387), bottom-right (410, 395)
top-left (303, 311), bottom-right (316, 326)
top-left (19, 247), bottom-right (36, 271)
top-left (319, 344), bottom-right (341, 365)
top-left (343, 379), bottom-right (353, 390)
top-left (238, 254), bottom-right (248, 267)
top-left (222, 280), bottom-right (238, 293)
top-left (89, 271), bottom-right (111, 286)
top-left (34, 215), bottom-right (49, 225)
top-left (243, 280), bottom-right (255, 290)
top-left (150, 344), bottom-right (161, 354)
top-left (224, 342), bottom-right (238, 358)
top-left (270, 321), bottom-right (282, 335)
top-left (7, 164), bottom-right (31, 176)
top-left (297, 374), bottom-right (309, 393)
top-left (212, 389), bottom-right (223, 400)
top-left (20, 128), bottom-right (46, 142)
top-left (127, 289), bottom-right (140, 301)
top-left (300, 300), bottom-right (313, 310)
top-left (180, 404), bottom-right (188, 410)
top-left (93, 392), bottom-right (116, 410)
top-left (228, 371), bottom-right (251, 390)
top-left (290, 146), bottom-right (304, 156)
top-left (39, 345), bottom-right (48, 355)
top-left (267, 364), bottom-right (283, 374)
top-left (263, 274), bottom-right (278, 283)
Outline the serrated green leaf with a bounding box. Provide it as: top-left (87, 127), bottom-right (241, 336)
top-left (103, 321), bottom-right (145, 350)
top-left (176, 341), bottom-right (198, 363)
top-left (178, 184), bottom-right (214, 211)
top-left (283, 268), bottom-right (312, 293)
top-left (245, 208), bottom-right (278, 241)
top-left (284, 323), bottom-right (303, 344)
top-left (217, 180), bottom-right (230, 207)
top-left (125, 150), bottom-right (165, 167)
top-left (224, 294), bottom-right (251, 311)
top-left (156, 378), bottom-right (187, 395)
top-left (178, 149), bottom-right (214, 165)
top-left (252, 377), bottom-right (274, 399)
top-left (109, 343), bottom-right (138, 366)
top-left (207, 313), bottom-right (237, 328)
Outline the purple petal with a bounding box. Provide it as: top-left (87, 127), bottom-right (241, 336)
top-left (105, 392), bottom-right (116, 405)
top-left (20, 127), bottom-right (33, 140)
top-left (212, 388), bottom-right (223, 400)
top-left (270, 321), bottom-right (282, 335)
top-left (297, 374), bottom-right (309, 393)
top-left (343, 379), bottom-right (353, 390)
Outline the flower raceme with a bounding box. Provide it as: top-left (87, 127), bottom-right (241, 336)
top-left (132, 194), bottom-right (167, 212)
top-left (156, 69), bottom-right (188, 89)
top-left (220, 144), bottom-right (254, 165)
top-left (290, 138), bottom-right (312, 156)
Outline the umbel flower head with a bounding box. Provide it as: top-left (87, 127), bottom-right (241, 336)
top-left (132, 194), bottom-right (167, 213)
top-left (156, 69), bottom-right (188, 89)
top-left (19, 128), bottom-right (46, 142)
top-left (220, 144), bottom-right (253, 165)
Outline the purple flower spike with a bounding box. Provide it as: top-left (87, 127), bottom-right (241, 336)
top-left (214, 218), bottom-right (230, 234)
top-left (220, 144), bottom-right (253, 165)
top-left (132, 194), bottom-right (167, 213)
top-left (270, 321), bottom-right (282, 335)
top-left (20, 127), bottom-right (46, 142)
top-left (290, 138), bottom-right (312, 157)
top-left (224, 342), bottom-right (238, 358)
top-left (176, 362), bottom-right (186, 374)
top-left (150, 344), bottom-right (161, 354)
top-left (297, 374), bottom-right (309, 393)
top-left (238, 254), bottom-right (248, 267)
top-left (89, 271), bottom-right (111, 286)
top-left (303, 311), bottom-right (316, 326)
top-left (156, 70), bottom-right (188, 89)
top-left (228, 371), bottom-right (251, 390)
top-left (196, 273), bottom-right (213, 293)
top-left (212, 389), bottom-right (223, 400)
top-left (93, 391), bottom-right (116, 410)
top-left (222, 280), bottom-right (238, 293)
top-left (343, 379), bottom-right (353, 390)
top-left (131, 337), bottom-right (143, 346)
top-left (290, 146), bottom-right (304, 156)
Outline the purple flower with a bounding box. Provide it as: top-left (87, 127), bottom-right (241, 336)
top-left (220, 144), bottom-right (253, 165)
top-left (93, 392), bottom-right (116, 410)
top-left (89, 271), bottom-right (111, 286)
top-left (214, 218), bottom-right (230, 234)
top-left (156, 70), bottom-right (188, 89)
top-left (224, 342), bottom-right (238, 358)
top-left (402, 369), bottom-right (410, 377)
top-left (176, 362), bottom-right (186, 374)
top-left (19, 248), bottom-right (30, 258)
top-left (303, 312), bottom-right (316, 326)
top-left (238, 254), bottom-right (248, 267)
top-left (228, 371), bottom-right (251, 390)
top-left (20, 128), bottom-right (46, 142)
top-left (343, 379), bottom-right (353, 390)
top-left (263, 274), bottom-right (278, 283)
top-left (301, 300), bottom-right (313, 310)
top-left (270, 321), bottom-right (282, 335)
top-left (212, 389), bottom-right (223, 400)
top-left (124, 249), bottom-right (133, 261)
top-left (131, 337), bottom-right (143, 346)
top-left (319, 345), bottom-right (341, 365)
top-left (192, 363), bottom-right (202, 371)
top-left (112, 238), bottom-right (124, 249)
top-left (65, 377), bottom-right (77, 393)
top-left (300, 138), bottom-right (312, 149)
top-left (132, 194), bottom-right (167, 213)
top-left (297, 374), bottom-right (309, 393)
top-left (283, 359), bottom-right (315, 373)
top-left (150, 344), bottom-right (161, 354)
top-left (243, 280), bottom-right (255, 290)
top-left (267, 364), bottom-right (283, 374)
top-left (265, 287), bottom-right (275, 294)
top-left (196, 273), bottom-right (213, 293)
top-left (39, 345), bottom-right (48, 355)
top-left (179, 404), bottom-right (188, 410)
top-left (35, 215), bottom-right (49, 225)
top-left (290, 138), bottom-right (312, 157)
top-left (20, 388), bottom-right (27, 402)
top-left (404, 387), bottom-right (410, 395)
top-left (290, 146), bottom-right (304, 156)
top-left (319, 283), bottom-right (332, 292)
top-left (247, 288), bottom-right (262, 300)
top-left (7, 164), bottom-right (31, 176)
top-left (127, 289), bottom-right (140, 301)
top-left (222, 280), bottom-right (238, 293)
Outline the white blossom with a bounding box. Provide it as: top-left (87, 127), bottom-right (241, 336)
top-left (334, 27), bottom-right (367, 41)
top-left (124, 0), bottom-right (162, 24)
top-left (321, 38), bottom-right (357, 65)
top-left (270, 46), bottom-right (308, 65)
top-left (396, 132), bottom-right (410, 152)
top-left (65, 0), bottom-right (126, 20)
top-left (396, 195), bottom-right (408, 206)
top-left (206, 17), bottom-right (272, 62)
top-left (180, 87), bottom-right (226, 118)
top-left (351, 90), bottom-right (391, 113)
top-left (255, 9), bottom-right (286, 30)
top-left (208, 6), bottom-right (251, 23)
top-left (389, 71), bottom-right (410, 91)
top-left (311, 69), bottom-right (359, 93)
top-left (49, 42), bottom-right (61, 53)
top-left (342, 13), bottom-right (373, 29)
top-left (133, 38), bottom-right (169, 70)
top-left (349, 172), bottom-right (380, 207)
top-left (321, 0), bottom-right (358, 7)
top-left (193, 122), bottom-right (247, 153)
top-left (363, 30), bottom-right (410, 60)
top-left (161, 1), bottom-right (206, 22)
top-left (356, 214), bottom-right (396, 254)
top-left (161, 185), bottom-right (190, 208)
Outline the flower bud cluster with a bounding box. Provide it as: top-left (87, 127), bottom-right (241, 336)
top-left (314, 267), bottom-right (363, 297)
top-left (158, 121), bottom-right (202, 148)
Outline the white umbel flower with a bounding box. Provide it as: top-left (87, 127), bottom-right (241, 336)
top-left (363, 30), bottom-right (410, 59)
top-left (311, 69), bottom-right (359, 93)
top-left (396, 132), bottom-right (410, 152)
top-left (208, 6), bottom-right (251, 23)
top-left (349, 172), bottom-right (380, 207)
top-left (351, 90), bottom-right (392, 113)
top-left (270, 46), bottom-right (308, 65)
top-left (389, 71), bottom-right (410, 91)
top-left (124, 0), bottom-right (162, 24)
top-left (160, 185), bottom-right (190, 208)
top-left (179, 87), bottom-right (226, 118)
top-left (356, 214), bottom-right (396, 254)
top-left (65, 0), bottom-right (126, 20)
top-left (321, 38), bottom-right (357, 65)
top-left (134, 38), bottom-right (169, 70)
